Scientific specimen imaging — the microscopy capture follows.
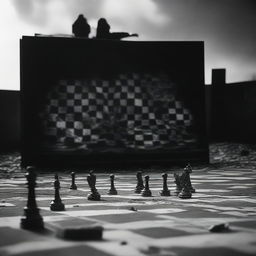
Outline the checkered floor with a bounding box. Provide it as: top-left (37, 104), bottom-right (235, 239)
top-left (0, 168), bottom-right (256, 256)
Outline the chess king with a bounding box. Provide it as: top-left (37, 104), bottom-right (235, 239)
top-left (20, 167), bottom-right (44, 230)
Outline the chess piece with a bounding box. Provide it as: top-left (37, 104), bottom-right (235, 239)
top-left (178, 181), bottom-right (192, 199)
top-left (160, 173), bottom-right (171, 196)
top-left (87, 171), bottom-right (101, 201)
top-left (70, 172), bottom-right (77, 190)
top-left (72, 14), bottom-right (91, 38)
top-left (173, 173), bottom-right (182, 195)
top-left (20, 166), bottom-right (44, 230)
top-left (141, 175), bottom-right (152, 197)
top-left (184, 164), bottom-right (196, 193)
top-left (134, 171), bottom-right (144, 193)
top-left (108, 174), bottom-right (117, 195)
top-left (50, 174), bottom-right (65, 211)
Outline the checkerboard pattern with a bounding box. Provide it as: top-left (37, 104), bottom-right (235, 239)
top-left (40, 73), bottom-right (196, 149)
top-left (1, 168), bottom-right (256, 256)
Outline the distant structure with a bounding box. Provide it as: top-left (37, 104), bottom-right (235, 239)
top-left (72, 14), bottom-right (91, 38)
top-left (212, 69), bottom-right (226, 86)
top-left (96, 18), bottom-right (138, 40)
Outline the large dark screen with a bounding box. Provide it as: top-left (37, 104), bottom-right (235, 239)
top-left (20, 36), bottom-right (208, 167)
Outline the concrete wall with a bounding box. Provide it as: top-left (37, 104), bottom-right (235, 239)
top-left (0, 90), bottom-right (20, 152)
top-left (210, 69), bottom-right (256, 143)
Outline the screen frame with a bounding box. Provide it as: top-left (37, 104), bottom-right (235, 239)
top-left (20, 36), bottom-right (209, 168)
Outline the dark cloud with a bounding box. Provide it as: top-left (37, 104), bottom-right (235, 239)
top-left (9, 0), bottom-right (256, 82)
top-left (156, 0), bottom-right (256, 52)
top-left (65, 0), bottom-right (103, 19)
top-left (154, 0), bottom-right (256, 81)
top-left (11, 0), bottom-right (33, 16)
top-left (11, 0), bottom-right (51, 25)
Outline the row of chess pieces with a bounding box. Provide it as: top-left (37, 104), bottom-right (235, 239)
top-left (20, 164), bottom-right (195, 230)
top-left (61, 164), bottom-right (196, 203)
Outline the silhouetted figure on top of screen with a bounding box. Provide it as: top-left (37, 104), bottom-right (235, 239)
top-left (96, 18), bottom-right (138, 40)
top-left (72, 14), bottom-right (91, 38)
top-left (96, 18), bottom-right (110, 39)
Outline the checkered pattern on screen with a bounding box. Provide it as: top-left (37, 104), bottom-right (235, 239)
top-left (40, 73), bottom-right (196, 149)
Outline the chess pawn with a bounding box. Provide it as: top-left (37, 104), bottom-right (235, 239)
top-left (173, 173), bottom-right (182, 195)
top-left (141, 175), bottom-right (152, 197)
top-left (134, 171), bottom-right (144, 193)
top-left (178, 181), bottom-right (192, 199)
top-left (160, 173), bottom-right (171, 196)
top-left (108, 174), bottom-right (118, 195)
top-left (87, 171), bottom-right (101, 201)
top-left (70, 172), bottom-right (77, 190)
top-left (50, 174), bottom-right (65, 211)
top-left (20, 166), bottom-right (44, 230)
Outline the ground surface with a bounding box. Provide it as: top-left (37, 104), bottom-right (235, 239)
top-left (0, 143), bottom-right (256, 256)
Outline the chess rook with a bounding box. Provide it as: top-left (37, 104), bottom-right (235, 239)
top-left (20, 166), bottom-right (44, 230)
top-left (70, 171), bottom-right (77, 190)
top-left (141, 175), bottom-right (152, 197)
top-left (50, 173), bottom-right (65, 211)
top-left (108, 174), bottom-right (118, 195)
top-left (134, 171), bottom-right (144, 193)
top-left (87, 171), bottom-right (101, 201)
top-left (160, 173), bottom-right (171, 196)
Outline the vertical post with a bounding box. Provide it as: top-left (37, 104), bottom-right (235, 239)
top-left (211, 69), bottom-right (226, 141)
top-left (212, 69), bottom-right (226, 86)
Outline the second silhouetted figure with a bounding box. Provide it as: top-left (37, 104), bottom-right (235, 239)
top-left (96, 18), bottom-right (138, 40)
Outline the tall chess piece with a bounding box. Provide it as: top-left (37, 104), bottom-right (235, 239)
top-left (50, 174), bottom-right (65, 211)
top-left (20, 166), bottom-right (44, 230)
top-left (141, 175), bottom-right (152, 197)
top-left (173, 173), bottom-right (182, 195)
top-left (87, 171), bottom-right (101, 201)
top-left (134, 171), bottom-right (144, 193)
top-left (184, 164), bottom-right (196, 193)
top-left (70, 172), bottom-right (77, 190)
top-left (160, 173), bottom-right (171, 196)
top-left (108, 174), bottom-right (117, 195)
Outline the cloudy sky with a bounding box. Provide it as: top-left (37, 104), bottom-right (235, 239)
top-left (0, 0), bottom-right (255, 90)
